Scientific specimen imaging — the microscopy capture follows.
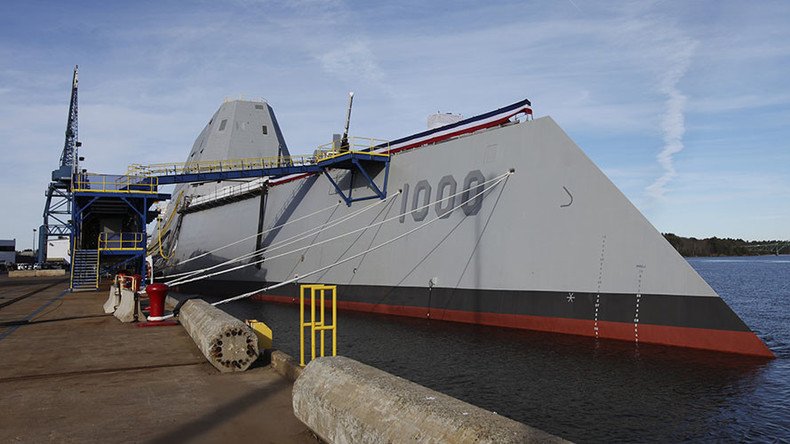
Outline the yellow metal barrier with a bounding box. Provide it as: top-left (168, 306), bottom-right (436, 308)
top-left (72, 174), bottom-right (158, 194)
top-left (246, 319), bottom-right (273, 350)
top-left (98, 232), bottom-right (145, 251)
top-left (300, 284), bottom-right (337, 367)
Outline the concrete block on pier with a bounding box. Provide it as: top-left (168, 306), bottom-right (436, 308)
top-left (178, 299), bottom-right (259, 373)
top-left (293, 356), bottom-right (569, 444)
top-left (113, 288), bottom-right (145, 323)
top-left (9, 269), bottom-right (66, 278)
top-left (270, 350), bottom-right (303, 382)
top-left (103, 284), bottom-right (121, 314)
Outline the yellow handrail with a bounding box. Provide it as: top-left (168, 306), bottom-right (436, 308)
top-left (300, 284), bottom-right (337, 367)
top-left (148, 190), bottom-right (185, 258)
top-left (315, 136), bottom-right (390, 155)
top-left (73, 174), bottom-right (158, 194)
top-left (69, 235), bottom-right (77, 289)
top-left (95, 247), bottom-right (100, 289)
top-left (127, 136), bottom-right (391, 177)
top-left (98, 232), bottom-right (145, 251)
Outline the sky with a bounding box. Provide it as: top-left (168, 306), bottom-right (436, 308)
top-left (1, 0), bottom-right (789, 250)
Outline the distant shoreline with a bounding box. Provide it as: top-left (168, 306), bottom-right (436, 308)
top-left (664, 233), bottom-right (789, 257)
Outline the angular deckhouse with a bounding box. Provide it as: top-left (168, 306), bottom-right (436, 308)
top-left (157, 98), bottom-right (773, 358)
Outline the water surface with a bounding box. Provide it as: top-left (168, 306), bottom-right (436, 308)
top-left (192, 255), bottom-right (790, 442)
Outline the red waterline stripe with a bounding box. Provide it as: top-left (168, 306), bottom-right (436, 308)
top-left (252, 294), bottom-right (774, 358)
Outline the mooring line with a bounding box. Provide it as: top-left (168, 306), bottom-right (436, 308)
top-left (168, 172), bottom-right (510, 287)
top-left (204, 172), bottom-right (512, 310)
top-left (164, 200), bottom-right (343, 275)
top-left (164, 193), bottom-right (396, 284)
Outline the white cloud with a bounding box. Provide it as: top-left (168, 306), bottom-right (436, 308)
top-left (639, 32), bottom-right (698, 200)
top-left (319, 41), bottom-right (386, 89)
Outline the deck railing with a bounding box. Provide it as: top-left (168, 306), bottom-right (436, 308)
top-left (126, 137), bottom-right (390, 177)
top-left (73, 174), bottom-right (158, 194)
top-left (98, 232), bottom-right (145, 251)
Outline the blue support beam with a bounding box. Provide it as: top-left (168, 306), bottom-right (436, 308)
top-left (152, 151), bottom-right (391, 207)
top-left (317, 154), bottom-right (390, 206)
top-left (156, 165), bottom-right (324, 185)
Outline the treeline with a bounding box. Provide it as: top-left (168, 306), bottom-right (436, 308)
top-left (662, 233), bottom-right (788, 257)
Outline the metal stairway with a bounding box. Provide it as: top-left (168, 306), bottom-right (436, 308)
top-left (71, 249), bottom-right (99, 291)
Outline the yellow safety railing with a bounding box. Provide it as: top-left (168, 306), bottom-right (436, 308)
top-left (300, 284), bottom-right (337, 367)
top-left (314, 148), bottom-right (391, 163)
top-left (98, 232), bottom-right (145, 251)
top-left (127, 136), bottom-right (391, 177)
top-left (96, 248), bottom-right (101, 288)
top-left (314, 136), bottom-right (390, 162)
top-left (128, 155), bottom-right (316, 177)
top-left (73, 174), bottom-right (158, 194)
top-left (69, 235), bottom-right (77, 289)
top-left (148, 190), bottom-right (185, 258)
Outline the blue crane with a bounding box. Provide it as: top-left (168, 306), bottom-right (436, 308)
top-left (38, 66), bottom-right (81, 263)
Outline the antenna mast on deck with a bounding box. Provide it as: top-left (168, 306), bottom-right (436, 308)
top-left (339, 91), bottom-right (354, 152)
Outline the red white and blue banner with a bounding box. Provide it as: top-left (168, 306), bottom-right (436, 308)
top-left (372, 98), bottom-right (532, 155)
top-left (269, 98), bottom-right (532, 187)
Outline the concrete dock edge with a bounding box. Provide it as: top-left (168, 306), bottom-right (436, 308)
top-left (293, 356), bottom-right (570, 444)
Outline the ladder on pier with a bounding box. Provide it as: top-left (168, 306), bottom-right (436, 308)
top-left (71, 249), bottom-right (99, 291)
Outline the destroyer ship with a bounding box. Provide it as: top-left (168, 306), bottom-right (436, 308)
top-left (153, 97), bottom-right (773, 358)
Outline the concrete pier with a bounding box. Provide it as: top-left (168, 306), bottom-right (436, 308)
top-left (294, 356), bottom-right (568, 444)
top-left (0, 276), bottom-right (316, 443)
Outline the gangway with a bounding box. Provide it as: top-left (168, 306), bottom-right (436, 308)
top-left (125, 139), bottom-right (392, 206)
top-left (65, 138), bottom-right (390, 291)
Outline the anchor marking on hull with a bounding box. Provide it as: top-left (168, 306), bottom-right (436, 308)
top-left (561, 186), bottom-right (573, 208)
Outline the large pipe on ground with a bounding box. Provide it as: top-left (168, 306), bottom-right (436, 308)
top-left (293, 356), bottom-right (569, 444)
top-left (178, 299), bottom-right (259, 373)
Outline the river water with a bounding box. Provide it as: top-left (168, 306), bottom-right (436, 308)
top-left (198, 255), bottom-right (789, 442)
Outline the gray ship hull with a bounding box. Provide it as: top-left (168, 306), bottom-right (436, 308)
top-left (161, 100), bottom-right (772, 357)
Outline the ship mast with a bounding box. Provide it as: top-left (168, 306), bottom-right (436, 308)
top-left (339, 91), bottom-right (354, 152)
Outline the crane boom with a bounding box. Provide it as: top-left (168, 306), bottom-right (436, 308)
top-left (39, 66), bottom-right (79, 263)
top-left (52, 65), bottom-right (79, 182)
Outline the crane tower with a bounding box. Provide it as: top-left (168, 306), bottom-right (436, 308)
top-left (38, 66), bottom-right (81, 263)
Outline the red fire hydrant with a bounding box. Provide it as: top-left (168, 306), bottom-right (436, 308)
top-left (146, 283), bottom-right (169, 321)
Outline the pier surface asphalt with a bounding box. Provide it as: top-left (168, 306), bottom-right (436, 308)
top-left (0, 275), bottom-right (316, 444)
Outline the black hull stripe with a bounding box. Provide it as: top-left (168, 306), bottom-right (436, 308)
top-left (182, 281), bottom-right (750, 332)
